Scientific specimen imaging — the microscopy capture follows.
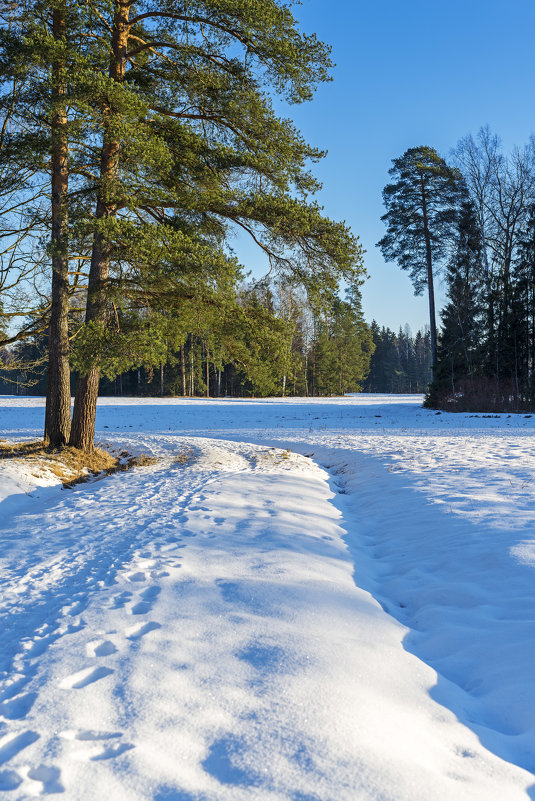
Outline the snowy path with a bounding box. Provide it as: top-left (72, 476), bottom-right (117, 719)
top-left (0, 397), bottom-right (535, 799)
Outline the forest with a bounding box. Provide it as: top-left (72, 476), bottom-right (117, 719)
top-left (0, 0), bottom-right (368, 451)
top-left (1, 285), bottom-right (375, 399)
top-left (378, 133), bottom-right (535, 412)
top-left (2, 1), bottom-right (535, 456)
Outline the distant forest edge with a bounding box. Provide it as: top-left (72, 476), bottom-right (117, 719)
top-left (0, 286), bottom-right (378, 399)
top-left (0, 312), bottom-right (431, 398)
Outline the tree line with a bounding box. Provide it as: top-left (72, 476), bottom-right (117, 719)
top-left (1, 282), bottom-right (374, 398)
top-left (378, 129), bottom-right (535, 412)
top-left (0, 0), bottom-right (367, 450)
top-left (362, 323), bottom-right (431, 394)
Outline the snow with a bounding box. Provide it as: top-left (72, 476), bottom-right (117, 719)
top-left (0, 393), bottom-right (534, 799)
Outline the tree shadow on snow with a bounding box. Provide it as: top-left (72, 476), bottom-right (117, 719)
top-left (323, 447), bottom-right (535, 796)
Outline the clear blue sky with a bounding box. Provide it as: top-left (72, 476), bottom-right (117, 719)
top-left (238, 0), bottom-right (535, 333)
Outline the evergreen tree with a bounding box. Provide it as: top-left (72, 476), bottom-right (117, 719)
top-left (377, 146), bottom-right (462, 374)
top-left (312, 288), bottom-right (373, 395)
top-left (428, 197), bottom-right (485, 405)
top-left (511, 204), bottom-right (535, 402)
top-left (0, 0), bottom-right (105, 444)
top-left (63, 0), bottom-right (364, 449)
top-left (0, 0), bottom-right (364, 450)
top-left (363, 323), bottom-right (431, 393)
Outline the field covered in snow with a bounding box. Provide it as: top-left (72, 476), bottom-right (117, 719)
top-left (1, 393), bottom-right (535, 800)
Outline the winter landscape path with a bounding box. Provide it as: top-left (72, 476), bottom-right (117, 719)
top-left (0, 395), bottom-right (534, 800)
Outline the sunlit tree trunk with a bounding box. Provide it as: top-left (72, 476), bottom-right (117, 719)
top-left (44, 3), bottom-right (71, 448)
top-left (70, 1), bottom-right (129, 450)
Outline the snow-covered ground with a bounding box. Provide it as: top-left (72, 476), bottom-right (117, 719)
top-left (1, 393), bottom-right (535, 800)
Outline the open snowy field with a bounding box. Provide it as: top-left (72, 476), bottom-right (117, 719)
top-left (1, 393), bottom-right (535, 800)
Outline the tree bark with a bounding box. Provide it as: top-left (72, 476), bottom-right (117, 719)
top-left (70, 1), bottom-right (129, 450)
top-left (180, 344), bottom-right (186, 396)
top-left (420, 176), bottom-right (437, 378)
top-left (44, 4), bottom-right (71, 448)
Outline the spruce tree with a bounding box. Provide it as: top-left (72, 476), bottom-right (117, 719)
top-left (511, 204), bottom-right (535, 403)
top-left (312, 288), bottom-right (373, 395)
top-left (428, 197), bottom-right (485, 405)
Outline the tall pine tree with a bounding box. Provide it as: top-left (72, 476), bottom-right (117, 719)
top-left (377, 146), bottom-right (462, 376)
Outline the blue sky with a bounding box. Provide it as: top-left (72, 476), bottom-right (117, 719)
top-left (239, 0), bottom-right (535, 333)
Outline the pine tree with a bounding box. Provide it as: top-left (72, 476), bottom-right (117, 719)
top-left (0, 0), bottom-right (102, 445)
top-left (64, 0), bottom-right (364, 449)
top-left (377, 146), bottom-right (462, 375)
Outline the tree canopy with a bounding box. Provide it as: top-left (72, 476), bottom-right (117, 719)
top-left (0, 0), bottom-right (366, 449)
top-left (377, 146), bottom-right (462, 371)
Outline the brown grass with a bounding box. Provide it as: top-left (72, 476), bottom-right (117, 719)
top-left (0, 439), bottom-right (158, 488)
top-left (172, 446), bottom-right (195, 466)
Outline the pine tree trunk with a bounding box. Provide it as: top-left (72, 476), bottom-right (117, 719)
top-left (420, 177), bottom-right (437, 379)
top-left (69, 369), bottom-right (100, 452)
top-left (205, 349), bottom-right (210, 398)
top-left (70, 1), bottom-right (129, 451)
top-left (160, 362), bottom-right (164, 396)
top-left (312, 342), bottom-right (316, 396)
top-left (44, 4), bottom-right (71, 448)
top-left (180, 344), bottom-right (186, 396)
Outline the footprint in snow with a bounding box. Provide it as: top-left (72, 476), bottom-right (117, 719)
top-left (130, 601), bottom-right (151, 615)
top-left (111, 591), bottom-right (132, 609)
top-left (91, 742), bottom-right (134, 761)
top-left (21, 638), bottom-right (50, 659)
top-left (0, 769), bottom-right (22, 791)
top-left (160, 542), bottom-right (184, 553)
top-left (0, 692), bottom-right (37, 720)
top-left (59, 731), bottom-right (134, 762)
top-left (126, 571), bottom-right (146, 583)
top-left (27, 765), bottom-right (64, 793)
top-left (60, 617), bottom-right (86, 635)
top-left (130, 585), bottom-right (161, 615)
top-left (63, 598), bottom-right (88, 616)
top-left (0, 678), bottom-right (30, 704)
top-left (0, 731), bottom-right (39, 764)
top-left (59, 666), bottom-right (114, 690)
top-left (126, 621), bottom-right (161, 640)
top-left (85, 639), bottom-right (117, 658)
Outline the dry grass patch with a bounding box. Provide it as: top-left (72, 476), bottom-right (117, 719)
top-left (0, 440), bottom-right (44, 458)
top-left (0, 439), bottom-right (157, 488)
top-left (172, 445), bottom-right (195, 466)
